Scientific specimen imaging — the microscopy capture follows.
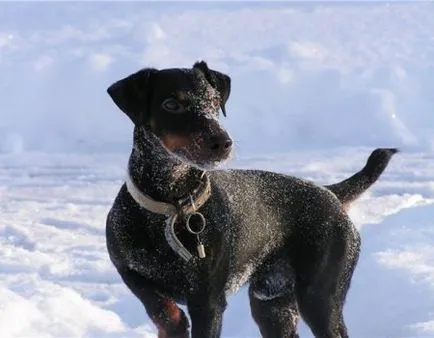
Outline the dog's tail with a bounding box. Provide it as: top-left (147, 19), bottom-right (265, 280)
top-left (325, 148), bottom-right (398, 208)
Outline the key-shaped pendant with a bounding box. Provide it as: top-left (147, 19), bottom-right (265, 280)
top-left (186, 212), bottom-right (207, 259)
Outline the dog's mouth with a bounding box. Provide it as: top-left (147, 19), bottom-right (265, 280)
top-left (174, 148), bottom-right (232, 170)
top-left (159, 133), bottom-right (233, 169)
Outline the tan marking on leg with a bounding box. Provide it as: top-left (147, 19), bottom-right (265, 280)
top-left (153, 299), bottom-right (187, 338)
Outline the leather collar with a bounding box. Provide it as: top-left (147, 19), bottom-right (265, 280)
top-left (125, 170), bottom-right (211, 217)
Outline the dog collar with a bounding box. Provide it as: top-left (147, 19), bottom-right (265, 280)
top-left (125, 170), bottom-right (211, 216)
top-left (125, 170), bottom-right (211, 262)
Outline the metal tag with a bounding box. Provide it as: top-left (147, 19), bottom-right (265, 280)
top-left (197, 243), bottom-right (206, 259)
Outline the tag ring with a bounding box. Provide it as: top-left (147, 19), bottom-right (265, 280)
top-left (185, 212), bottom-right (206, 235)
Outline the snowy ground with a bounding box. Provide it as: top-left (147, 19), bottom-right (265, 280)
top-left (2, 1), bottom-right (434, 337)
top-left (1, 148), bottom-right (434, 337)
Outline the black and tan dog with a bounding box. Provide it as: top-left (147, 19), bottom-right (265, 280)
top-left (105, 61), bottom-right (397, 338)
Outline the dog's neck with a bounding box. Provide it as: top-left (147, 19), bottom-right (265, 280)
top-left (128, 127), bottom-right (204, 204)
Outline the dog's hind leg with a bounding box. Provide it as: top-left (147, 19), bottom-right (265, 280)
top-left (296, 286), bottom-right (350, 338)
top-left (249, 289), bottom-right (299, 338)
top-left (248, 257), bottom-right (299, 338)
top-left (118, 268), bottom-right (189, 338)
top-left (295, 220), bottom-right (360, 338)
top-left (296, 289), bottom-right (343, 338)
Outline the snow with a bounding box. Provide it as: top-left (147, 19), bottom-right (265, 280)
top-left (1, 1), bottom-right (434, 337)
top-left (1, 150), bottom-right (434, 337)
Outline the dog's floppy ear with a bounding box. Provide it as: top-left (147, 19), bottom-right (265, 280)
top-left (193, 61), bottom-right (231, 117)
top-left (107, 68), bottom-right (157, 125)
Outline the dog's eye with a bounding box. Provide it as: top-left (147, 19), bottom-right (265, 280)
top-left (162, 98), bottom-right (185, 113)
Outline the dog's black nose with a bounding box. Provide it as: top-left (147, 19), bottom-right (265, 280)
top-left (209, 135), bottom-right (233, 152)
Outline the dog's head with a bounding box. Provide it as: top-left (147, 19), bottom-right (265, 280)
top-left (107, 61), bottom-right (232, 169)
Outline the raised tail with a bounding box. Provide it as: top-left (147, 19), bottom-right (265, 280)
top-left (325, 148), bottom-right (399, 208)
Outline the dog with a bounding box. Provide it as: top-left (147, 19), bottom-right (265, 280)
top-left (105, 61), bottom-right (397, 338)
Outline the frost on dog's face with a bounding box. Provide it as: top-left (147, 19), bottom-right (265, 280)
top-left (151, 69), bottom-right (233, 169)
top-left (107, 62), bottom-right (232, 169)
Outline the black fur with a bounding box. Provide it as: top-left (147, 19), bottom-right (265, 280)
top-left (107, 68), bottom-right (158, 125)
top-left (105, 62), bottom-right (397, 338)
top-left (193, 61), bottom-right (230, 117)
top-left (326, 148), bottom-right (399, 209)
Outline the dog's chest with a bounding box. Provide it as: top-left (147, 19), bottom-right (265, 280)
top-left (109, 212), bottom-right (199, 298)
top-left (125, 247), bottom-right (200, 299)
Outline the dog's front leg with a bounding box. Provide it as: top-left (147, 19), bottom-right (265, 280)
top-left (117, 267), bottom-right (190, 338)
top-left (187, 294), bottom-right (227, 338)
